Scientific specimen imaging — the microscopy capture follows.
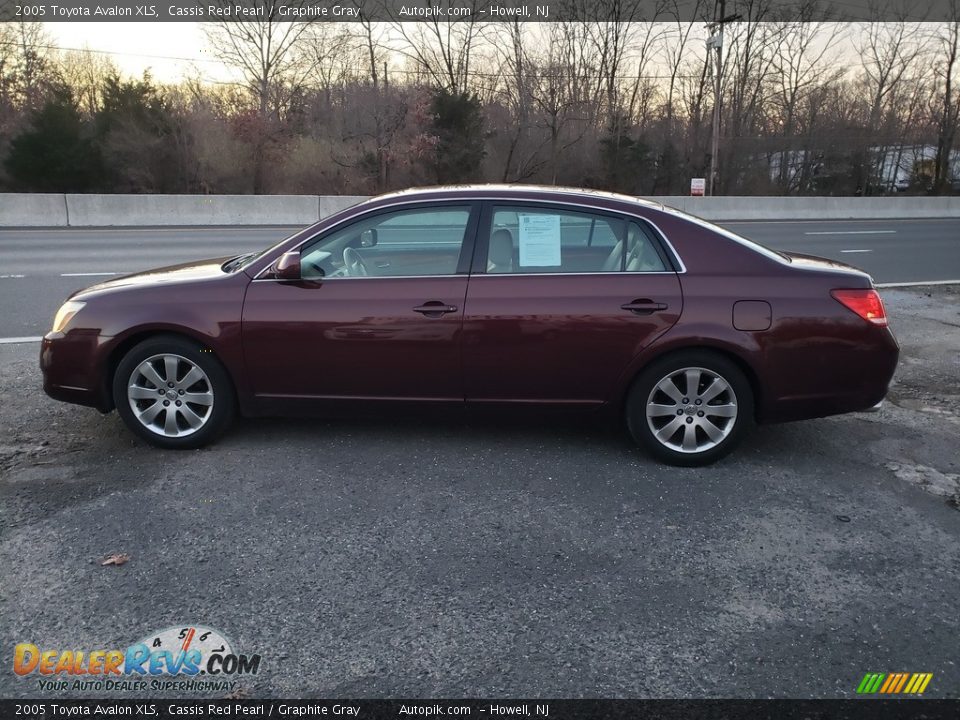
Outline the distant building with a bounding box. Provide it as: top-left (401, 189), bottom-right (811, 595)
top-left (769, 145), bottom-right (960, 193)
top-left (875, 145), bottom-right (960, 192)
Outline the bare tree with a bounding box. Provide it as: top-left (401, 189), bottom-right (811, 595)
top-left (931, 11), bottom-right (960, 193)
top-left (205, 2), bottom-right (319, 192)
top-left (853, 19), bottom-right (929, 192)
top-left (391, 0), bottom-right (483, 95)
top-left (769, 16), bottom-right (847, 192)
top-left (56, 46), bottom-right (120, 117)
top-left (0, 22), bottom-right (54, 112)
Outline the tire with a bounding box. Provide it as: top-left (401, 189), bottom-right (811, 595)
top-left (112, 335), bottom-right (235, 449)
top-left (626, 350), bottom-right (754, 467)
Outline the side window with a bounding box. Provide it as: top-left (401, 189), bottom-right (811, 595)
top-left (486, 206), bottom-right (635, 274)
top-left (626, 222), bottom-right (668, 272)
top-left (487, 206), bottom-right (667, 274)
top-left (300, 207), bottom-right (471, 279)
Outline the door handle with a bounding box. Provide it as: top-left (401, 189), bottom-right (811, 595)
top-left (413, 301), bottom-right (459, 317)
top-left (621, 299), bottom-right (668, 315)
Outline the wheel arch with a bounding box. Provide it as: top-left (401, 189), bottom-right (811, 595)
top-left (100, 327), bottom-right (236, 412)
top-left (616, 343), bottom-right (764, 422)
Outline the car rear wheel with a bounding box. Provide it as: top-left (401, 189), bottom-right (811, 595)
top-left (626, 350), bottom-right (754, 466)
top-left (112, 335), bottom-right (235, 449)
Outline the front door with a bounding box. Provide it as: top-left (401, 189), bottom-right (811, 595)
top-left (242, 203), bottom-right (478, 402)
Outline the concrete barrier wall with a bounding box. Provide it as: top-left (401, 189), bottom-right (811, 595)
top-left (63, 194), bottom-right (361, 227)
top-left (2, 193), bottom-right (960, 227)
top-left (0, 194), bottom-right (69, 226)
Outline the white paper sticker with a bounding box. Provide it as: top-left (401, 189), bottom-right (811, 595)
top-left (518, 214), bottom-right (562, 267)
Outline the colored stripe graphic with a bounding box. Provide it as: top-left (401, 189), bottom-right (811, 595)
top-left (904, 674), bottom-right (920, 694)
top-left (857, 673), bottom-right (885, 694)
top-left (857, 672), bottom-right (932, 694)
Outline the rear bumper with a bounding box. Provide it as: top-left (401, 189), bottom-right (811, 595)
top-left (760, 326), bottom-right (899, 424)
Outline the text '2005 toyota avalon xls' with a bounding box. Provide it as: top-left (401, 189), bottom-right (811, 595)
top-left (40, 186), bottom-right (898, 466)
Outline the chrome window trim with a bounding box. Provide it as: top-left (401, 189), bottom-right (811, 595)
top-left (250, 270), bottom-right (680, 283)
top-left (254, 195), bottom-right (689, 280)
top-left (470, 271), bottom-right (681, 278)
top-left (251, 275), bottom-right (465, 282)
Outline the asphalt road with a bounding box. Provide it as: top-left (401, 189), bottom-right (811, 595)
top-left (1, 287), bottom-right (958, 699)
top-left (0, 218), bottom-right (958, 339)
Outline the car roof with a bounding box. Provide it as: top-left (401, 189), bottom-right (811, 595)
top-left (359, 184), bottom-right (666, 212)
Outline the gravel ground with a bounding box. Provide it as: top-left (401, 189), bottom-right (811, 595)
top-left (1, 287), bottom-right (958, 699)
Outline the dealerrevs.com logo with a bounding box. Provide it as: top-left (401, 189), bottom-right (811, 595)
top-left (13, 625), bottom-right (261, 693)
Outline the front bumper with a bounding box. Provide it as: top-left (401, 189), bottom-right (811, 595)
top-left (40, 331), bottom-right (112, 411)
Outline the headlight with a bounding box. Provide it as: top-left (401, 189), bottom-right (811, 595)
top-left (51, 301), bottom-right (86, 333)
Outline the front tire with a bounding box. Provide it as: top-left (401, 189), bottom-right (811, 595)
top-left (626, 350), bottom-right (754, 466)
top-left (112, 335), bottom-right (235, 449)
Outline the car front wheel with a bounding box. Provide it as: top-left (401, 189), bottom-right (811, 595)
top-left (626, 350), bottom-right (754, 466)
top-left (112, 335), bottom-right (235, 449)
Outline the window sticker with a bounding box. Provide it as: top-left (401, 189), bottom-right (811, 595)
top-left (518, 214), bottom-right (562, 266)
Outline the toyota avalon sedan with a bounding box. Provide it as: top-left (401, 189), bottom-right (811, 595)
top-left (40, 186), bottom-right (898, 466)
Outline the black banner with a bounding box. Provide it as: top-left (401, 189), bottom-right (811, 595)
top-left (3, 700), bottom-right (960, 720)
top-left (0, 0), bottom-right (956, 23)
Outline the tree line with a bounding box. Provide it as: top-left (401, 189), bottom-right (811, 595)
top-left (1, 8), bottom-right (958, 197)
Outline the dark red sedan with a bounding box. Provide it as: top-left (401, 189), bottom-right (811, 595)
top-left (40, 186), bottom-right (898, 465)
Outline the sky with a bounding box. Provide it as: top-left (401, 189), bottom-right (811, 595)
top-left (43, 20), bottom-right (871, 89)
top-left (47, 23), bottom-right (230, 84)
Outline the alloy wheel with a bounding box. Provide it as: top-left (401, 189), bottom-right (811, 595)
top-left (645, 366), bottom-right (738, 454)
top-left (126, 353), bottom-right (214, 437)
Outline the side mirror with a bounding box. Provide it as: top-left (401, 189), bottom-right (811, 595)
top-left (360, 228), bottom-right (378, 248)
top-left (272, 250), bottom-right (301, 280)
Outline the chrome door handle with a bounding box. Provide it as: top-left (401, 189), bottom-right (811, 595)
top-left (413, 301), bottom-right (459, 317)
top-left (621, 300), bottom-right (667, 315)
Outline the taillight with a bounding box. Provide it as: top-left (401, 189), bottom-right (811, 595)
top-left (831, 289), bottom-right (888, 327)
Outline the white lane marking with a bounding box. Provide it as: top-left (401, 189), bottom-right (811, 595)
top-left (876, 279), bottom-right (960, 288)
top-left (60, 272), bottom-right (119, 277)
top-left (840, 249), bottom-right (873, 253)
top-left (804, 230), bottom-right (896, 235)
top-left (725, 218), bottom-right (958, 224)
top-left (0, 274), bottom-right (26, 278)
top-left (0, 336), bottom-right (43, 344)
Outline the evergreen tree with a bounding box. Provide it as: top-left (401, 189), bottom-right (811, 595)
top-left (428, 88), bottom-right (485, 184)
top-left (4, 86), bottom-right (101, 192)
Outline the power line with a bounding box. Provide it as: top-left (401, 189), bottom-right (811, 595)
top-left (0, 39), bottom-right (708, 82)
top-left (0, 40), bottom-right (224, 65)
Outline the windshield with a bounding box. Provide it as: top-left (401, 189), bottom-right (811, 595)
top-left (221, 251), bottom-right (264, 273)
top-left (219, 225), bottom-right (311, 274)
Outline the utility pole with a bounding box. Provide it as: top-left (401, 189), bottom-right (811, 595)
top-left (706, 0), bottom-right (739, 196)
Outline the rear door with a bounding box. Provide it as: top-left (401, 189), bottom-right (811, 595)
top-left (462, 202), bottom-right (683, 406)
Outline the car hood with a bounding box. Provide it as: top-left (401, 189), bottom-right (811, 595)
top-left (782, 251), bottom-right (873, 281)
top-left (70, 257), bottom-right (233, 300)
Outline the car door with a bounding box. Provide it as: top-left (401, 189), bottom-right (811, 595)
top-left (242, 202), bottom-right (479, 403)
top-left (462, 202), bottom-right (683, 406)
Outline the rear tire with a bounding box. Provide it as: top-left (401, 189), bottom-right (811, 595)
top-left (112, 335), bottom-right (235, 449)
top-left (626, 350), bottom-right (754, 466)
